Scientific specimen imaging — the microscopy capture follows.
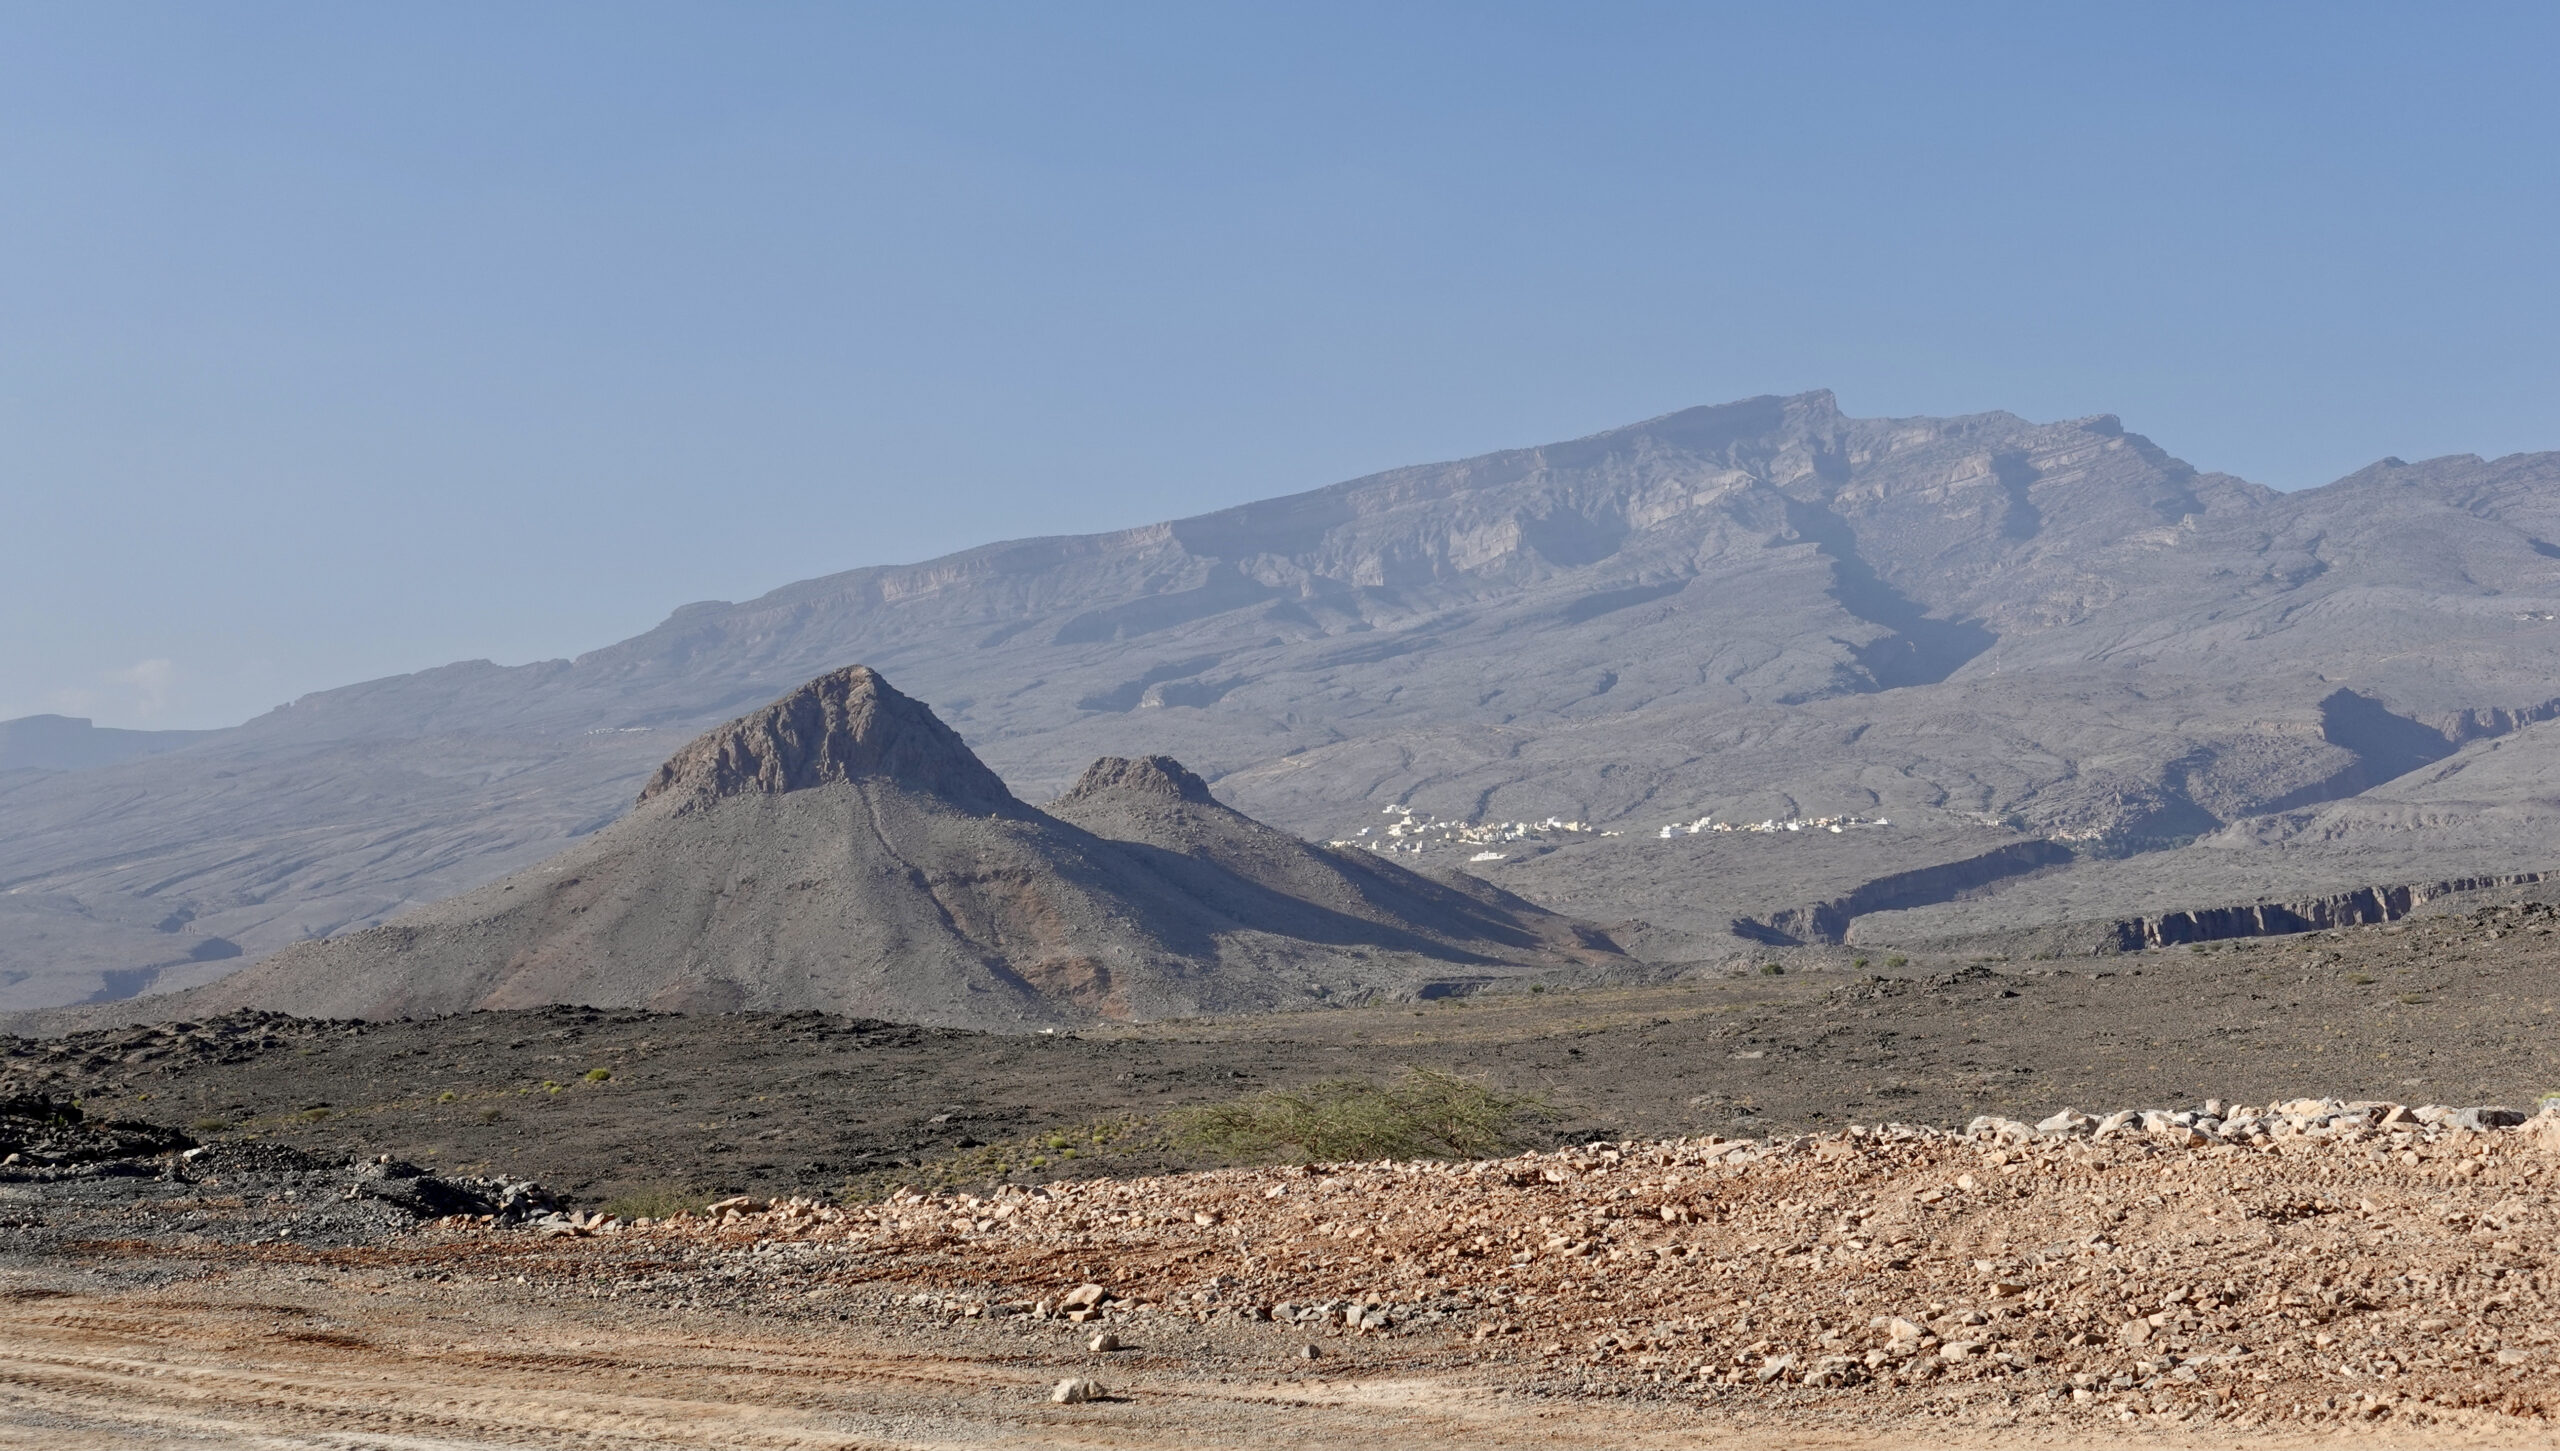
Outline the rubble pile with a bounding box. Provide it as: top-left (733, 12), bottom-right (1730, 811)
top-left (2, 1094), bottom-right (561, 1250)
top-left (564, 1097), bottom-right (2560, 1435)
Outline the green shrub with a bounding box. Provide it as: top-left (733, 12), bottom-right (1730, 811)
top-left (1174, 1068), bottom-right (1544, 1163)
top-left (583, 1067), bottom-right (612, 1083)
top-left (1758, 962), bottom-right (1785, 976)
top-left (601, 1184), bottom-right (708, 1220)
top-left (190, 1116), bottom-right (231, 1132)
top-left (1884, 954), bottom-right (1908, 969)
top-left (437, 1091), bottom-right (458, 1104)
top-left (1851, 957), bottom-right (1869, 969)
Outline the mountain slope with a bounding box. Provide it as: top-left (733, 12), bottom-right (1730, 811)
top-left (8, 391), bottom-right (2560, 1010)
top-left (156, 668), bottom-right (1607, 1028)
top-left (0, 716), bottom-right (216, 774)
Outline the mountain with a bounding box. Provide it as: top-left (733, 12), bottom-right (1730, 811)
top-left (0, 716), bottom-right (215, 773)
top-left (144, 667), bottom-right (1608, 1028)
top-left (7, 390), bottom-right (2560, 1010)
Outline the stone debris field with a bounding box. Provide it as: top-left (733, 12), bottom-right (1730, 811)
top-left (560, 1098), bottom-right (2560, 1437)
top-left (8, 1088), bottom-right (2560, 1446)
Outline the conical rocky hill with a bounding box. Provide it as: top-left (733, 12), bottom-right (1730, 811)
top-left (637, 665), bottom-right (1019, 815)
top-left (1046, 755), bottom-right (1612, 963)
top-left (161, 669), bottom-right (1613, 1028)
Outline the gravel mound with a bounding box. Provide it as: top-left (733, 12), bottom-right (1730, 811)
top-left (572, 1096), bottom-right (2560, 1437)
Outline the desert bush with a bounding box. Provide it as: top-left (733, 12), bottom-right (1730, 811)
top-left (583, 1068), bottom-right (612, 1083)
top-left (1174, 1068), bottom-right (1543, 1163)
top-left (601, 1184), bottom-right (707, 1220)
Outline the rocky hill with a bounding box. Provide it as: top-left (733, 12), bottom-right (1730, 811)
top-left (8, 390), bottom-right (2560, 1009)
top-left (108, 667), bottom-right (1609, 1029)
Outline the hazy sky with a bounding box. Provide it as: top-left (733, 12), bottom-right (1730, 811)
top-left (5, 5), bottom-right (2556, 729)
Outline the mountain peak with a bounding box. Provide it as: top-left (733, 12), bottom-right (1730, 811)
top-left (1054, 754), bottom-right (1217, 806)
top-left (637, 665), bottom-right (1017, 813)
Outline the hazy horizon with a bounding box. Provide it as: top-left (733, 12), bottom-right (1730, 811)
top-left (7, 4), bottom-right (2556, 730)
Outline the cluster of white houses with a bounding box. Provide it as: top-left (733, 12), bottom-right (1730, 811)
top-left (1326, 802), bottom-right (1620, 858)
top-left (1327, 801), bottom-right (1895, 860)
top-left (1656, 812), bottom-right (1889, 838)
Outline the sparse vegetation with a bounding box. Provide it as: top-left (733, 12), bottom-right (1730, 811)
top-left (1759, 962), bottom-right (1785, 976)
top-left (583, 1067), bottom-right (612, 1083)
top-left (1884, 954), bottom-right (1908, 969)
top-left (600, 1184), bottom-right (708, 1220)
top-left (1172, 1067), bottom-right (1543, 1163)
top-left (190, 1116), bottom-right (230, 1132)
top-left (2350, 973), bottom-right (2378, 986)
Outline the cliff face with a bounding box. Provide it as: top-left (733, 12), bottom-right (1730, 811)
top-left (2104, 873), bottom-right (2552, 950)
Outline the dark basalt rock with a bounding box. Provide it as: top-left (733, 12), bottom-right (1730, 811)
top-left (0, 1096), bottom-right (193, 1175)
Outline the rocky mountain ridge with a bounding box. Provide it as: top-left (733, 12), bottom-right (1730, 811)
top-left (8, 390), bottom-right (2560, 1009)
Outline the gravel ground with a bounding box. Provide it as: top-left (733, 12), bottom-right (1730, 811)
top-left (5, 1101), bottom-right (2557, 1447)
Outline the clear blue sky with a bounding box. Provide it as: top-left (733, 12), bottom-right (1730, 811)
top-left (5, 4), bottom-right (2555, 729)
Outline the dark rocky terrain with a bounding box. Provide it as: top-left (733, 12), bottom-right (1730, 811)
top-left (9, 899), bottom-right (2558, 1211)
top-left (10, 390), bottom-right (2560, 1009)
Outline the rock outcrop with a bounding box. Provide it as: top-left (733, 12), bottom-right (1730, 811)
top-left (638, 665), bottom-right (1018, 816)
top-left (2102, 871), bottom-right (2551, 949)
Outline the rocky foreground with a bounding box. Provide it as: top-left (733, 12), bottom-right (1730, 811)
top-left (477, 1096), bottom-right (2560, 1442)
top-left (7, 1094), bottom-right (2558, 1447)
